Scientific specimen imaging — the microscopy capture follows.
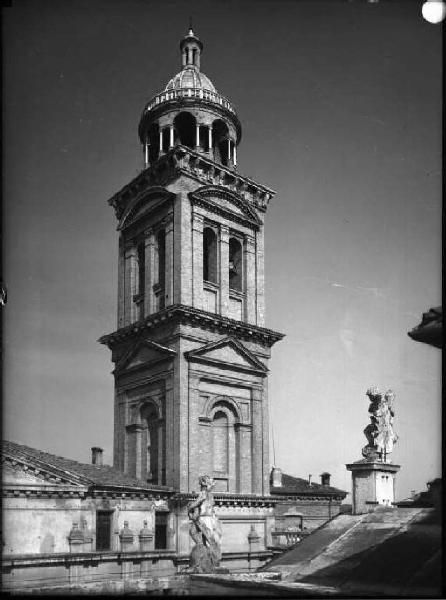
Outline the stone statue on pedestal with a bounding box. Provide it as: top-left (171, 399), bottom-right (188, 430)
top-left (185, 474), bottom-right (222, 573)
top-left (362, 387), bottom-right (398, 462)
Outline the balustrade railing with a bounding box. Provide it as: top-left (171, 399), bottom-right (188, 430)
top-left (143, 88), bottom-right (236, 115)
top-left (270, 529), bottom-right (310, 548)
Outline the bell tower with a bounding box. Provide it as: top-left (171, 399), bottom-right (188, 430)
top-left (100, 28), bottom-right (284, 495)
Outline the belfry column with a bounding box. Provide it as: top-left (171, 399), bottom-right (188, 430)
top-left (208, 127), bottom-right (213, 158)
top-left (164, 215), bottom-right (174, 306)
top-left (244, 235), bottom-right (256, 324)
top-left (144, 227), bottom-right (155, 316)
top-left (192, 212), bottom-right (204, 309)
top-left (219, 225), bottom-right (230, 317)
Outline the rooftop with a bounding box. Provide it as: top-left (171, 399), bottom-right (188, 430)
top-left (271, 472), bottom-right (347, 497)
top-left (2, 440), bottom-right (172, 492)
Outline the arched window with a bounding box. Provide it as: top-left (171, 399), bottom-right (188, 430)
top-left (156, 229), bottom-right (166, 310)
top-left (210, 401), bottom-right (239, 492)
top-left (203, 227), bottom-right (218, 284)
top-left (141, 404), bottom-right (160, 484)
top-left (229, 237), bottom-right (243, 291)
top-left (212, 119), bottom-right (230, 166)
top-left (212, 411), bottom-right (229, 473)
top-left (173, 112), bottom-right (196, 149)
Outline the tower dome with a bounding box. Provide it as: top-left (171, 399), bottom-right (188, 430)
top-left (138, 27), bottom-right (241, 169)
top-left (165, 68), bottom-right (216, 93)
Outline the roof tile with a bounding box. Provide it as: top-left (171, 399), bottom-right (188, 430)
top-left (2, 440), bottom-right (171, 492)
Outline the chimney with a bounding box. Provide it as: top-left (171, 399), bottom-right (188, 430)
top-left (320, 472), bottom-right (331, 486)
top-left (270, 467), bottom-right (283, 488)
top-left (91, 447), bottom-right (103, 466)
top-left (308, 474), bottom-right (312, 485)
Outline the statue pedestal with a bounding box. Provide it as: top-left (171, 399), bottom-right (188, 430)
top-left (346, 461), bottom-right (400, 515)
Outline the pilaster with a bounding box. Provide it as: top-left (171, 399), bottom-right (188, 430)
top-left (251, 388), bottom-right (264, 494)
top-left (124, 244), bottom-right (137, 326)
top-left (235, 423), bottom-right (252, 494)
top-left (261, 383), bottom-right (270, 495)
top-left (164, 214), bottom-right (174, 307)
top-left (165, 376), bottom-right (176, 488)
top-left (187, 372), bottom-right (202, 492)
top-left (175, 192), bottom-right (193, 306)
top-left (220, 224), bottom-right (230, 317)
top-left (192, 212), bottom-right (204, 310)
top-left (244, 234), bottom-right (256, 325)
top-left (117, 236), bottom-right (125, 328)
top-left (256, 229), bottom-right (265, 327)
top-left (144, 227), bottom-right (155, 316)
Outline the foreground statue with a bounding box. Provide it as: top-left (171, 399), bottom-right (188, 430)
top-left (362, 387), bottom-right (398, 462)
top-left (186, 475), bottom-right (222, 573)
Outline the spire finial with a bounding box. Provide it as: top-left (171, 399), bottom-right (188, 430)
top-left (188, 16), bottom-right (193, 35)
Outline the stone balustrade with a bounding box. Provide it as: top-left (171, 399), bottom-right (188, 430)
top-left (142, 88), bottom-right (236, 116)
top-left (270, 529), bottom-right (310, 548)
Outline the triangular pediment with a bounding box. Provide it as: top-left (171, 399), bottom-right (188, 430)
top-left (189, 186), bottom-right (261, 229)
top-left (2, 454), bottom-right (87, 488)
top-left (115, 339), bottom-right (176, 373)
top-left (3, 462), bottom-right (52, 486)
top-left (185, 336), bottom-right (268, 375)
top-left (118, 187), bottom-right (175, 231)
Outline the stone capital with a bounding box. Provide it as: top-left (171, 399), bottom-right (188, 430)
top-left (245, 235), bottom-right (256, 249)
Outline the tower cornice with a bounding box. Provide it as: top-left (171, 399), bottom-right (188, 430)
top-left (108, 146), bottom-right (275, 221)
top-left (98, 304), bottom-right (285, 349)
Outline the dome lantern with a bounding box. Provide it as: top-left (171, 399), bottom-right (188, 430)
top-left (179, 27), bottom-right (203, 70)
top-left (138, 28), bottom-right (242, 170)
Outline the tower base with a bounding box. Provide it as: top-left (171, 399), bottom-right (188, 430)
top-left (346, 461), bottom-right (400, 515)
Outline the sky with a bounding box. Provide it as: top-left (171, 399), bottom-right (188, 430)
top-left (3, 0), bottom-right (442, 502)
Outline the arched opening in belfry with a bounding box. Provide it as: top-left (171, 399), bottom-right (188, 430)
top-left (203, 227), bottom-right (218, 284)
top-left (212, 119), bottom-right (230, 166)
top-left (147, 123), bottom-right (160, 163)
top-left (173, 112), bottom-right (196, 149)
top-left (229, 237), bottom-right (243, 292)
top-left (199, 125), bottom-right (209, 152)
top-left (162, 128), bottom-right (170, 153)
top-left (141, 404), bottom-right (160, 484)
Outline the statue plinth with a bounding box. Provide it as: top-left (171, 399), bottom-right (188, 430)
top-left (347, 387), bottom-right (400, 515)
top-left (346, 460), bottom-right (400, 515)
